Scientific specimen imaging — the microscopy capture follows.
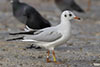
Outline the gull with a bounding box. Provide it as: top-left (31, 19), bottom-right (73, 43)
top-left (10, 0), bottom-right (51, 33)
top-left (55, 0), bottom-right (85, 13)
top-left (7, 10), bottom-right (80, 63)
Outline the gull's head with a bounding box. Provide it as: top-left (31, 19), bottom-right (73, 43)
top-left (61, 10), bottom-right (80, 21)
top-left (10, 0), bottom-right (19, 3)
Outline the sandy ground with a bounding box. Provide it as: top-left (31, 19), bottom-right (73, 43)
top-left (0, 0), bottom-right (100, 67)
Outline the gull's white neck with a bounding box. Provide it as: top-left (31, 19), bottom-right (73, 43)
top-left (55, 17), bottom-right (71, 39)
top-left (57, 18), bottom-right (71, 31)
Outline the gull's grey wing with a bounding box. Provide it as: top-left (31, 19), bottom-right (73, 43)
top-left (24, 30), bottom-right (62, 42)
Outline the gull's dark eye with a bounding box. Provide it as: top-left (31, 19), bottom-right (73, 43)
top-left (64, 14), bottom-right (67, 17)
top-left (69, 14), bottom-right (72, 16)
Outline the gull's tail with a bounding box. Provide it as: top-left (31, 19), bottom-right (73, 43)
top-left (6, 36), bottom-right (42, 49)
top-left (9, 31), bottom-right (36, 35)
top-left (6, 36), bottom-right (24, 41)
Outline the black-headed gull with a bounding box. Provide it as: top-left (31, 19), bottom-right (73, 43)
top-left (7, 10), bottom-right (80, 63)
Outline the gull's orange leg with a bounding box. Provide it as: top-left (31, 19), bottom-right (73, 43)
top-left (52, 50), bottom-right (61, 64)
top-left (52, 50), bottom-right (57, 62)
top-left (46, 50), bottom-right (52, 63)
top-left (87, 0), bottom-right (91, 11)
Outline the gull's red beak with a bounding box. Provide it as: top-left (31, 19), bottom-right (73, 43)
top-left (74, 17), bottom-right (80, 20)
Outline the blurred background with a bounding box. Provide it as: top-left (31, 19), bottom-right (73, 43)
top-left (0, 0), bottom-right (100, 67)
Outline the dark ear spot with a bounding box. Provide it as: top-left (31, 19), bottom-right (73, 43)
top-left (64, 14), bottom-right (67, 17)
top-left (69, 14), bottom-right (72, 16)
